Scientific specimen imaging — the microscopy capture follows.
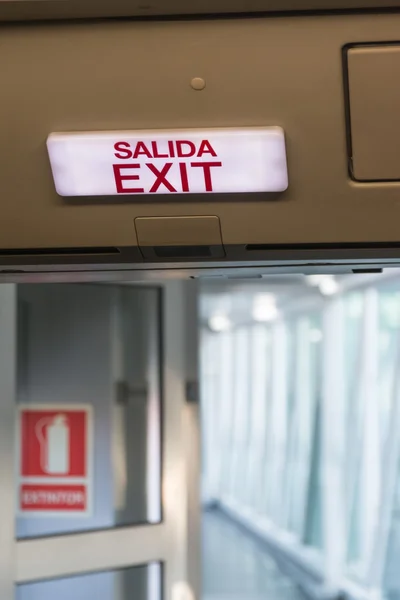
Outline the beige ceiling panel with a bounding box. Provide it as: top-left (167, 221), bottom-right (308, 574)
top-left (2, 14), bottom-right (400, 253)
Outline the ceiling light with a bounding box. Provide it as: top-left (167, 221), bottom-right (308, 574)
top-left (319, 276), bottom-right (339, 296)
top-left (252, 293), bottom-right (279, 322)
top-left (307, 274), bottom-right (339, 296)
top-left (208, 313), bottom-right (231, 333)
top-left (306, 275), bottom-right (328, 287)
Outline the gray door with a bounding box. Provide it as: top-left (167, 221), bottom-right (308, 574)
top-left (0, 281), bottom-right (200, 600)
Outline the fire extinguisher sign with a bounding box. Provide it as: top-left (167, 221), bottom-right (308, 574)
top-left (18, 405), bottom-right (92, 517)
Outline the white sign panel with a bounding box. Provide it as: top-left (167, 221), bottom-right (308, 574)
top-left (47, 127), bottom-right (288, 197)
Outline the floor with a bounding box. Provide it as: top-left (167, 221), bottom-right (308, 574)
top-left (202, 508), bottom-right (306, 600)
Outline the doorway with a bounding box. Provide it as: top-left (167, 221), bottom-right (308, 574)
top-left (0, 281), bottom-right (198, 600)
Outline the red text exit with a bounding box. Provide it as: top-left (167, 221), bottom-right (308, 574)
top-left (113, 139), bottom-right (222, 194)
top-left (47, 127), bottom-right (289, 197)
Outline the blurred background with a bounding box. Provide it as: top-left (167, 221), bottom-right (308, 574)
top-left (200, 271), bottom-right (400, 600)
top-left (9, 270), bottom-right (400, 600)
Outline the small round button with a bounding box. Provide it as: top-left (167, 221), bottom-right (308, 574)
top-left (191, 77), bottom-right (206, 91)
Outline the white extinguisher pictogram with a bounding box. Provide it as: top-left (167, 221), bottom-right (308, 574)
top-left (35, 414), bottom-right (70, 475)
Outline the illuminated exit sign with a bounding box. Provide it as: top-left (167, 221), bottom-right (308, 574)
top-left (47, 127), bottom-right (288, 197)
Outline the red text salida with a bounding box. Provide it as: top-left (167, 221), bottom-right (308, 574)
top-left (112, 139), bottom-right (222, 194)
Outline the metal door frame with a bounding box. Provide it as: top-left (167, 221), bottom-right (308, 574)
top-left (0, 281), bottom-right (200, 600)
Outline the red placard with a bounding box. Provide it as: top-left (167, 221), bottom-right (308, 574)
top-left (18, 406), bottom-right (91, 516)
top-left (20, 409), bottom-right (87, 478)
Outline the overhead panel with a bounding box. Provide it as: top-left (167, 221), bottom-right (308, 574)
top-left (1, 0), bottom-right (400, 21)
top-left (3, 14), bottom-right (400, 271)
top-left (346, 45), bottom-right (400, 181)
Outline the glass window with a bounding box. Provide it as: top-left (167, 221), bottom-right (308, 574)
top-left (282, 319), bottom-right (297, 532)
top-left (16, 285), bottom-right (162, 539)
top-left (287, 314), bottom-right (322, 540)
top-left (230, 328), bottom-right (251, 503)
top-left (303, 401), bottom-right (323, 550)
top-left (264, 321), bottom-right (288, 526)
top-left (379, 284), bottom-right (400, 598)
top-left (384, 452), bottom-right (400, 600)
top-left (302, 314), bottom-right (323, 549)
top-left (258, 326), bottom-right (274, 519)
top-left (17, 562), bottom-right (162, 600)
top-left (217, 331), bottom-right (235, 499)
top-left (200, 331), bottom-right (222, 501)
top-left (343, 291), bottom-right (366, 566)
top-left (377, 287), bottom-right (400, 457)
top-left (247, 325), bottom-right (271, 514)
top-left (200, 274), bottom-right (400, 600)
